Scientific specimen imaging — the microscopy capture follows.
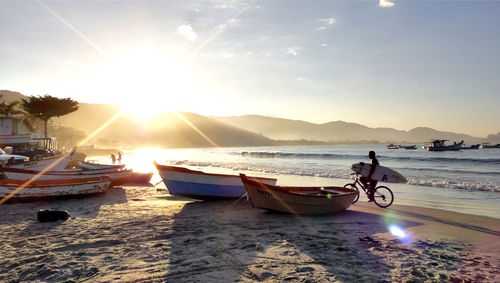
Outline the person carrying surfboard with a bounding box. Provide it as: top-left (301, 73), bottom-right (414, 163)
top-left (360, 151), bottom-right (379, 202)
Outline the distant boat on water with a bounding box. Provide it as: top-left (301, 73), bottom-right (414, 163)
top-left (424, 140), bottom-right (463, 151)
top-left (386, 144), bottom-right (399, 149)
top-left (461, 144), bottom-right (480, 150)
top-left (480, 143), bottom-right (500, 149)
top-left (399, 145), bottom-right (417, 150)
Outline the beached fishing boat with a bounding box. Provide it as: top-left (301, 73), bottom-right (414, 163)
top-left (125, 172), bottom-right (154, 184)
top-left (76, 160), bottom-right (126, 170)
top-left (154, 162), bottom-right (277, 199)
top-left (424, 140), bottom-right (463, 151)
top-left (240, 174), bottom-right (357, 215)
top-left (1, 167), bottom-right (133, 186)
top-left (0, 176), bottom-right (112, 199)
top-left (5, 148), bottom-right (77, 171)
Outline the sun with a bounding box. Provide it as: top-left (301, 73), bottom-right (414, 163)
top-left (100, 47), bottom-right (201, 117)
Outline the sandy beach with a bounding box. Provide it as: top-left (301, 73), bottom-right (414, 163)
top-left (0, 184), bottom-right (498, 282)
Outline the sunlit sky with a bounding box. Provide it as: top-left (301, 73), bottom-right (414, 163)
top-left (1, 0), bottom-right (499, 137)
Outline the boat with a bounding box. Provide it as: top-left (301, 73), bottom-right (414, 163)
top-left (154, 162), bottom-right (277, 199)
top-left (424, 140), bottom-right (463, 151)
top-left (480, 143), bottom-right (500, 149)
top-left (461, 144), bottom-right (480, 150)
top-left (125, 172), bottom-right (154, 184)
top-left (1, 167), bottom-right (133, 186)
top-left (399, 145), bottom-right (417, 150)
top-left (0, 176), bottom-right (112, 200)
top-left (240, 174), bottom-right (357, 215)
top-left (76, 160), bottom-right (126, 170)
top-left (5, 148), bottom-right (77, 171)
top-left (386, 144), bottom-right (399, 149)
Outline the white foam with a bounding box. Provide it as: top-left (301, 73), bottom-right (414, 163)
top-left (170, 160), bottom-right (500, 192)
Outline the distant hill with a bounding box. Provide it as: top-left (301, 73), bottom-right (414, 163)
top-left (1, 90), bottom-right (496, 147)
top-left (486, 132), bottom-right (500, 143)
top-left (0, 90), bottom-right (26, 102)
top-left (214, 115), bottom-right (486, 144)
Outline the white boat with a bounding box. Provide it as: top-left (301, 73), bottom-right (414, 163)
top-left (0, 176), bottom-right (112, 199)
top-left (5, 148), bottom-right (77, 171)
top-left (1, 167), bottom-right (133, 186)
top-left (154, 162), bottom-right (277, 199)
top-left (76, 160), bottom-right (126, 170)
top-left (424, 140), bottom-right (463, 151)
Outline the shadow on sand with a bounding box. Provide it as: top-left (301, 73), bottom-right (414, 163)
top-left (163, 199), bottom-right (423, 282)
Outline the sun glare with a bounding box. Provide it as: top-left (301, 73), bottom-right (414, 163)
top-left (101, 47), bottom-right (201, 117)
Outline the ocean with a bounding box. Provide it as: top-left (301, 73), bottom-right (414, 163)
top-left (104, 145), bottom-right (500, 219)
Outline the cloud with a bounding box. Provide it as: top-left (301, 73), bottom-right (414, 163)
top-left (287, 47), bottom-right (301, 56)
top-left (379, 0), bottom-right (395, 8)
top-left (177, 24), bottom-right (197, 41)
top-left (319, 18), bottom-right (336, 25)
top-left (317, 17), bottom-right (336, 31)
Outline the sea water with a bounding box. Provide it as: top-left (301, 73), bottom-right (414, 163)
top-left (108, 145), bottom-right (500, 219)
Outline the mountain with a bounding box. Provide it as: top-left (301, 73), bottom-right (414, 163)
top-left (214, 115), bottom-right (485, 143)
top-left (55, 108), bottom-right (275, 148)
top-left (1, 90), bottom-right (492, 146)
top-left (486, 132), bottom-right (500, 143)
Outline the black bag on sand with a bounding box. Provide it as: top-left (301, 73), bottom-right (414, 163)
top-left (37, 209), bottom-right (71, 222)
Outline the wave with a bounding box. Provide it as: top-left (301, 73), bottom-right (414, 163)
top-left (169, 160), bottom-right (500, 192)
top-left (232, 151), bottom-right (500, 165)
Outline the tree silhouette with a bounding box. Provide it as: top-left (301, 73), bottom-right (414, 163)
top-left (21, 95), bottom-right (79, 137)
top-left (0, 95), bottom-right (24, 117)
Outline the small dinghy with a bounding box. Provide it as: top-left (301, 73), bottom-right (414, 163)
top-left (240, 174), bottom-right (357, 215)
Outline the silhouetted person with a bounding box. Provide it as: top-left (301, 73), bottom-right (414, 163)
top-left (117, 152), bottom-right (122, 164)
top-left (360, 151), bottom-right (379, 202)
top-left (111, 153), bottom-right (116, 164)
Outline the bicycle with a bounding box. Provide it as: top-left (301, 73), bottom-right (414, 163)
top-left (344, 173), bottom-right (394, 208)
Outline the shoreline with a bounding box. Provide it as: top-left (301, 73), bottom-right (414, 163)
top-left (0, 185), bottom-right (498, 282)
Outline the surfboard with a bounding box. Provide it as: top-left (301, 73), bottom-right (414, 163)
top-left (351, 163), bottom-right (407, 183)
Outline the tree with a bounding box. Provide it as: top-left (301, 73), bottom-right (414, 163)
top-left (21, 95), bottom-right (79, 137)
top-left (0, 95), bottom-right (24, 117)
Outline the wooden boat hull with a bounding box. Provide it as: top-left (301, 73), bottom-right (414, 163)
top-left (240, 174), bottom-right (357, 215)
top-left (2, 168), bottom-right (133, 186)
top-left (76, 161), bottom-right (126, 170)
top-left (154, 162), bottom-right (277, 199)
top-left (6, 148), bottom-right (76, 171)
top-left (0, 176), bottom-right (112, 199)
top-left (125, 172), bottom-right (154, 184)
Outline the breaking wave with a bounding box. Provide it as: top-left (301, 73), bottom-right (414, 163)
top-left (170, 160), bottom-right (500, 192)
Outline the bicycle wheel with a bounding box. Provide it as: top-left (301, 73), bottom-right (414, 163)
top-left (373, 186), bottom-right (394, 208)
top-left (344, 183), bottom-right (360, 204)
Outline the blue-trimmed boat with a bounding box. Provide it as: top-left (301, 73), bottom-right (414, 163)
top-left (153, 162), bottom-right (277, 200)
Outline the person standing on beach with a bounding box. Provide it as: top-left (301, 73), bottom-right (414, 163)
top-left (360, 151), bottom-right (379, 202)
top-left (117, 152), bottom-right (122, 164)
top-left (111, 153), bottom-right (116, 164)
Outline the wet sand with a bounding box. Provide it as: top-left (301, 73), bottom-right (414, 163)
top-left (0, 185), bottom-right (499, 282)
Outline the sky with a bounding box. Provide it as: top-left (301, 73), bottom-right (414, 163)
top-left (1, 0), bottom-right (499, 137)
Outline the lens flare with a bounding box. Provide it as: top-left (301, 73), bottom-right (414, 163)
top-left (388, 224), bottom-right (412, 244)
